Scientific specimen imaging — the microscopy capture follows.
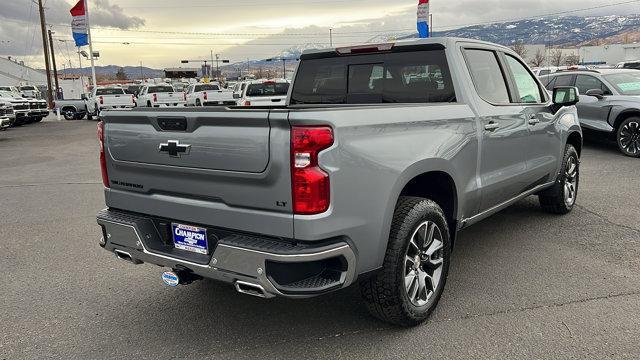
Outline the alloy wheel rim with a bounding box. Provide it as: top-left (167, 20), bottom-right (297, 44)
top-left (619, 121), bottom-right (640, 155)
top-left (404, 221), bottom-right (444, 307)
top-left (564, 155), bottom-right (578, 207)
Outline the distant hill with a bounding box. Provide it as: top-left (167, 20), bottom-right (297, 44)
top-left (60, 65), bottom-right (164, 79)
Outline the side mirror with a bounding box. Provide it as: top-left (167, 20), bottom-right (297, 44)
top-left (81, 94), bottom-right (87, 100)
top-left (553, 86), bottom-right (579, 107)
top-left (585, 88), bottom-right (605, 100)
top-left (233, 93), bottom-right (240, 99)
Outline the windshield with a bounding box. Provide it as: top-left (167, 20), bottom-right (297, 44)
top-left (246, 82), bottom-right (290, 97)
top-left (20, 86), bottom-right (37, 91)
top-left (604, 72), bottom-right (640, 95)
top-left (96, 88), bottom-right (126, 96)
top-left (194, 84), bottom-right (220, 92)
top-left (147, 86), bottom-right (174, 93)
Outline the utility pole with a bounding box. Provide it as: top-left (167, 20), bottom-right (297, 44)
top-left (329, 28), bottom-right (333, 47)
top-left (37, 0), bottom-right (54, 108)
top-left (139, 61), bottom-right (144, 80)
top-left (48, 29), bottom-right (60, 99)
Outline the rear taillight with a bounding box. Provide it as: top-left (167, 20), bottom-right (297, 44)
top-left (152, 93), bottom-right (157, 102)
top-left (291, 126), bottom-right (334, 215)
top-left (243, 100), bottom-right (251, 106)
top-left (131, 95), bottom-right (135, 103)
top-left (183, 92), bottom-right (187, 101)
top-left (203, 92), bottom-right (208, 100)
top-left (97, 121), bottom-right (109, 188)
top-left (99, 96), bottom-right (104, 105)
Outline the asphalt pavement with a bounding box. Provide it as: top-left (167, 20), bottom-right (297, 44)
top-left (1, 117), bottom-right (639, 359)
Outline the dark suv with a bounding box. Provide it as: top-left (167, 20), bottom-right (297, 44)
top-left (543, 69), bottom-right (640, 157)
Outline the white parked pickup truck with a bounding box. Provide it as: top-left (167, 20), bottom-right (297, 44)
top-left (235, 79), bottom-right (290, 107)
top-left (87, 87), bottom-right (136, 120)
top-left (136, 84), bottom-right (186, 108)
top-left (186, 83), bottom-right (236, 106)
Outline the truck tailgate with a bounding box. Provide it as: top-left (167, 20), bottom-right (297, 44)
top-left (101, 108), bottom-right (293, 237)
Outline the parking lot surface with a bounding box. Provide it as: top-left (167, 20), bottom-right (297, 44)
top-left (1, 117), bottom-right (639, 359)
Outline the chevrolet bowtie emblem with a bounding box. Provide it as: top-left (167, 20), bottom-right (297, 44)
top-left (159, 140), bottom-right (191, 157)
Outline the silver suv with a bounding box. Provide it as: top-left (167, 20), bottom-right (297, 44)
top-left (544, 69), bottom-right (640, 157)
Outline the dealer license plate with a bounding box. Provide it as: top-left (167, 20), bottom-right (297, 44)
top-left (172, 223), bottom-right (208, 255)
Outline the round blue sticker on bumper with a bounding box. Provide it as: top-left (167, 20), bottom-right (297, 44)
top-left (162, 271), bottom-right (180, 287)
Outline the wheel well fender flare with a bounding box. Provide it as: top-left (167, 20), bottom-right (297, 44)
top-left (610, 108), bottom-right (640, 130)
top-left (378, 159), bottom-right (461, 253)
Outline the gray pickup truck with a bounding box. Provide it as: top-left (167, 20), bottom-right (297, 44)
top-left (96, 38), bottom-right (582, 326)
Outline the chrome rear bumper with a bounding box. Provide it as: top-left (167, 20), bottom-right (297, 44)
top-left (97, 209), bottom-right (356, 298)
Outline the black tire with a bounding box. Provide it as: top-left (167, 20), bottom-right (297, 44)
top-left (63, 109), bottom-right (76, 120)
top-left (33, 116), bottom-right (43, 123)
top-left (360, 196), bottom-right (451, 327)
top-left (147, 101), bottom-right (152, 108)
top-left (539, 144), bottom-right (580, 214)
top-left (73, 113), bottom-right (85, 120)
top-left (616, 117), bottom-right (640, 158)
top-left (196, 99), bottom-right (202, 107)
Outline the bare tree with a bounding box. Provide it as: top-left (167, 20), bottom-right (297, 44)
top-left (564, 54), bottom-right (580, 66)
top-left (550, 49), bottom-right (564, 67)
top-left (511, 41), bottom-right (528, 59)
top-left (531, 49), bottom-right (546, 67)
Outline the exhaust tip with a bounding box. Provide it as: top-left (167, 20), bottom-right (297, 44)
top-left (235, 281), bottom-right (267, 298)
top-left (114, 249), bottom-right (143, 265)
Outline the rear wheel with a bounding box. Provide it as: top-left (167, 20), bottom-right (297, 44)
top-left (63, 109), bottom-right (76, 120)
top-left (539, 144), bottom-right (579, 214)
top-left (196, 99), bottom-right (202, 106)
top-left (360, 196), bottom-right (450, 327)
top-left (616, 117), bottom-right (640, 158)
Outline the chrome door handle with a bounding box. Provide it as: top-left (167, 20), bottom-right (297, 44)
top-left (484, 122), bottom-right (500, 132)
top-left (528, 115), bottom-right (540, 125)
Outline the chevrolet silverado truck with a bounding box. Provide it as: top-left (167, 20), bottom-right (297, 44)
top-left (186, 83), bottom-right (236, 106)
top-left (0, 91), bottom-right (29, 126)
top-left (97, 38), bottom-right (583, 326)
top-left (234, 79), bottom-right (291, 107)
top-left (86, 87), bottom-right (136, 120)
top-left (137, 84), bottom-right (186, 108)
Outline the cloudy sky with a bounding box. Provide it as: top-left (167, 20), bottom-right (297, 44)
top-left (1, 0), bottom-right (638, 69)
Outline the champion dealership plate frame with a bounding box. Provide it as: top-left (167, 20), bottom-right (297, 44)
top-left (172, 223), bottom-right (208, 255)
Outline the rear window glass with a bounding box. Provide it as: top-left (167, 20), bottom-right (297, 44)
top-left (290, 49), bottom-right (456, 104)
top-left (20, 86), bottom-right (37, 91)
top-left (246, 83), bottom-right (290, 97)
top-left (147, 86), bottom-right (174, 93)
top-left (194, 84), bottom-right (220, 92)
top-left (464, 49), bottom-right (510, 104)
top-left (96, 88), bottom-right (125, 95)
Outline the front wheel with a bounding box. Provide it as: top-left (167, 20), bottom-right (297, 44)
top-left (616, 117), bottom-right (640, 158)
top-left (360, 196), bottom-right (450, 327)
top-left (539, 144), bottom-right (580, 214)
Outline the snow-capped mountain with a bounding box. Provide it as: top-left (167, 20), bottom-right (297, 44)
top-left (414, 15), bottom-right (640, 46)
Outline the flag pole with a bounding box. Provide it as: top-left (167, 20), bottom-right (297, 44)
top-left (84, 0), bottom-right (97, 89)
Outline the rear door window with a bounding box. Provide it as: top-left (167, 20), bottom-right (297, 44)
top-left (463, 49), bottom-right (510, 104)
top-left (290, 49), bottom-right (456, 104)
top-left (504, 55), bottom-right (543, 103)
